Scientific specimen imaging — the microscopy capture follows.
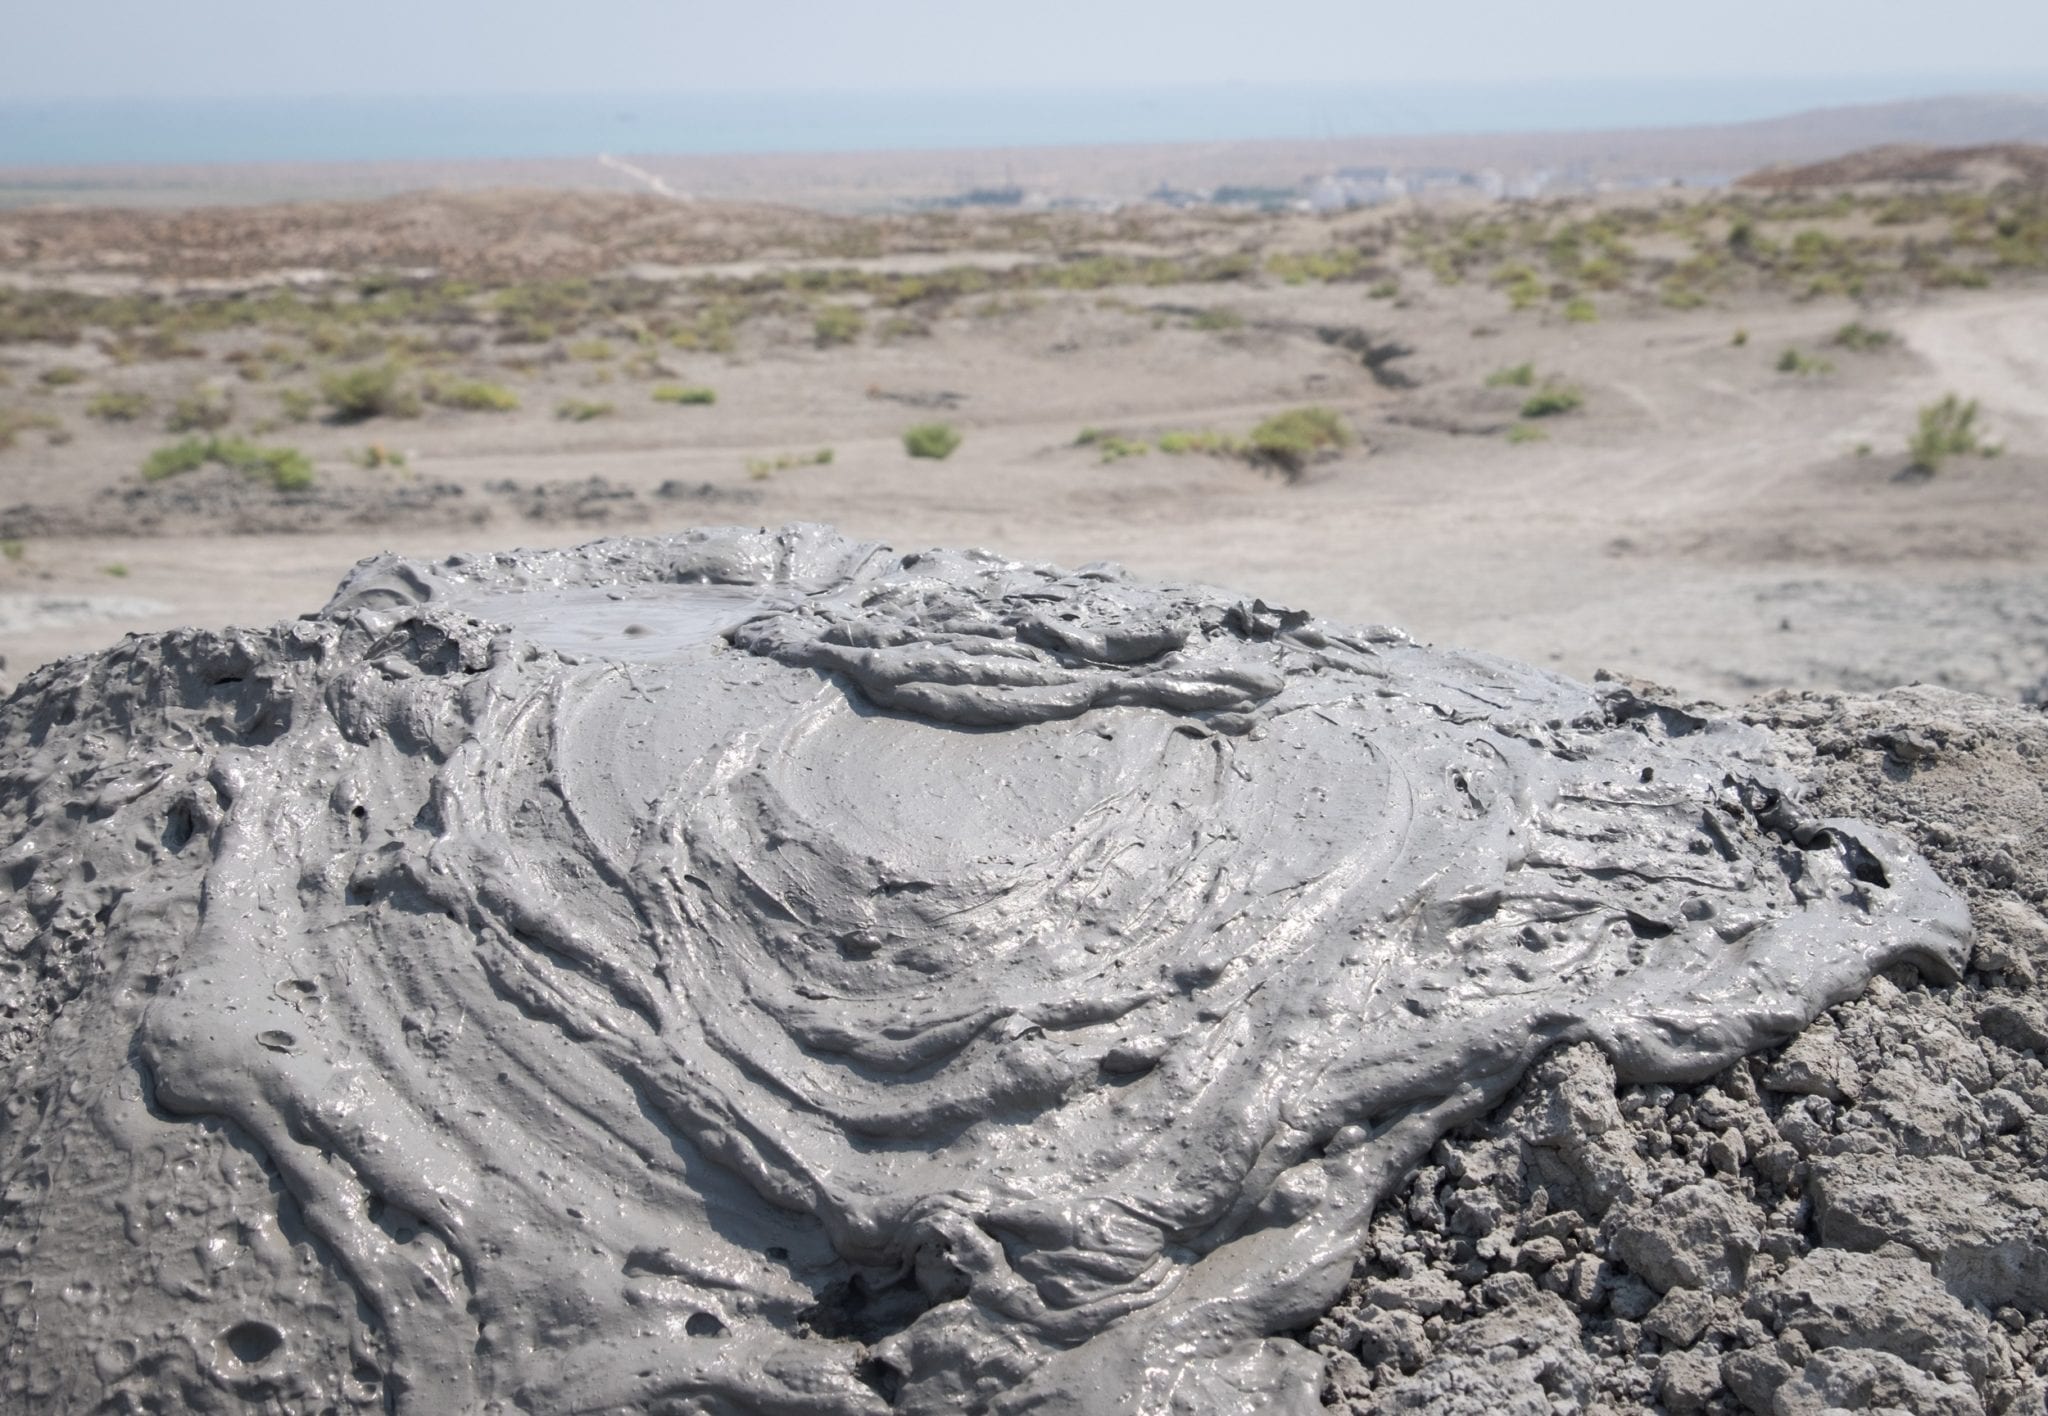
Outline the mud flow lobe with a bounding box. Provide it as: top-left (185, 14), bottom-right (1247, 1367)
top-left (0, 525), bottom-right (1966, 1415)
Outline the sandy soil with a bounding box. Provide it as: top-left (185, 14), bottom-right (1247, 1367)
top-left (3, 255), bottom-right (2044, 708)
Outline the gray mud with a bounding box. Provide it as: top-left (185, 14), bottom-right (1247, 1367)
top-left (0, 527), bottom-right (1994, 1414)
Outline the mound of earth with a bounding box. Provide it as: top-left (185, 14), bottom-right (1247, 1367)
top-left (2, 526), bottom-right (2037, 1415)
top-left (1739, 142), bottom-right (2048, 190)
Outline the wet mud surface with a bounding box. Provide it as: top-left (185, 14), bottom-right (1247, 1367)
top-left (0, 526), bottom-right (2023, 1415)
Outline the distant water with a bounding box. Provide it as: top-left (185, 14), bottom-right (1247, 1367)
top-left (2, 76), bottom-right (2044, 168)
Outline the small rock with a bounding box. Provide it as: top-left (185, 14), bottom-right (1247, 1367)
top-left (1707, 1126), bottom-right (1746, 1174)
top-left (1763, 1025), bottom-right (1863, 1103)
top-left (1721, 1345), bottom-right (1795, 1414)
top-left (1353, 1307), bottom-right (1431, 1373)
top-left (1605, 1181), bottom-right (1762, 1295)
top-left (1515, 1235), bottom-right (1567, 1272)
top-left (1607, 1273), bottom-right (1658, 1321)
top-left (1358, 1294), bottom-right (1594, 1413)
top-left (1981, 999), bottom-right (2048, 1055)
top-left (1645, 1287), bottom-right (1718, 1348)
top-left (1655, 1346), bottom-right (1725, 1413)
top-left (1812, 1152), bottom-right (2048, 1310)
top-left (1368, 1270), bottom-right (1463, 1316)
top-left (1772, 1347), bottom-right (1984, 1416)
top-left (1479, 1271), bottom-right (1537, 1308)
top-left (1758, 1246), bottom-right (1991, 1383)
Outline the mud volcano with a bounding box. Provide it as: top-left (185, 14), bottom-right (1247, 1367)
top-left (0, 526), bottom-right (1967, 1413)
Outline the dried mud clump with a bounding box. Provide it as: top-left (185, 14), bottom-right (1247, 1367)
top-left (1319, 684), bottom-right (2048, 1416)
top-left (0, 528), bottom-right (1997, 1415)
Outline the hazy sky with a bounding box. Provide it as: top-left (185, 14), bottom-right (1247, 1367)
top-left (6, 0), bottom-right (2047, 100)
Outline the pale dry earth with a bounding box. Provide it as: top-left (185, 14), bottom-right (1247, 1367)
top-left (2, 266), bottom-right (2044, 708)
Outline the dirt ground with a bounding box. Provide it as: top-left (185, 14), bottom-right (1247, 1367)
top-left (1, 193), bottom-right (2044, 709)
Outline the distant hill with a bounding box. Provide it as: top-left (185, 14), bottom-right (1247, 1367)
top-left (1739, 141), bottom-right (2048, 189)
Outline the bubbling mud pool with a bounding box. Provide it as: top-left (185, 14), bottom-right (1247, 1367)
top-left (0, 526), bottom-right (1967, 1414)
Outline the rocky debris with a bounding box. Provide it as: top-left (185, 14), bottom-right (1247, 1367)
top-left (0, 471), bottom-right (760, 540)
top-left (1315, 684), bottom-right (2048, 1416)
top-left (0, 465), bottom-right (484, 538)
top-left (1325, 1293), bottom-right (1595, 1414)
top-left (1605, 1183), bottom-right (1762, 1296)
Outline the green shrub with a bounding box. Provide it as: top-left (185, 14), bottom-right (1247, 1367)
top-left (1247, 407), bottom-right (1352, 473)
top-left (211, 435), bottom-right (315, 490)
top-left (1775, 348), bottom-right (1834, 377)
top-left (1093, 435), bottom-right (1151, 462)
top-left (277, 388), bottom-right (317, 423)
top-left (140, 436), bottom-right (212, 481)
top-left (1191, 308), bottom-right (1244, 332)
top-left (1907, 393), bottom-right (1984, 473)
top-left (0, 538), bottom-right (22, 562)
top-left (425, 377), bottom-right (519, 412)
top-left (166, 386), bottom-right (234, 432)
top-left (87, 389), bottom-right (151, 421)
top-left (1831, 321), bottom-right (1895, 352)
top-left (1563, 297), bottom-right (1598, 323)
top-left (813, 305), bottom-right (865, 348)
top-left (1506, 423), bottom-right (1548, 444)
top-left (1368, 279), bottom-right (1400, 299)
top-left (1486, 362), bottom-right (1536, 388)
top-left (556, 399), bottom-right (615, 422)
top-left (321, 363), bottom-right (419, 421)
top-left (1156, 429), bottom-right (1241, 456)
top-left (141, 434), bottom-right (313, 490)
top-left (903, 422), bottom-right (961, 459)
top-left (567, 339), bottom-right (615, 361)
top-left (652, 384), bottom-right (717, 405)
top-left (1731, 328), bottom-right (1749, 347)
top-left (744, 447), bottom-right (836, 478)
top-left (38, 365), bottom-right (86, 387)
top-left (1519, 386), bottom-right (1583, 419)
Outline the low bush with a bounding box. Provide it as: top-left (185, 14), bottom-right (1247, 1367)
top-left (744, 447), bottom-right (835, 478)
top-left (814, 305), bottom-right (865, 348)
top-left (87, 389), bottom-right (151, 421)
top-left (1775, 348), bottom-right (1835, 377)
top-left (1563, 297), bottom-right (1598, 323)
top-left (141, 434), bottom-right (313, 490)
top-left (556, 399), bottom-right (615, 422)
top-left (1831, 321), bottom-right (1895, 352)
top-left (424, 377), bottom-right (519, 412)
top-left (1247, 407), bottom-right (1351, 473)
top-left (1155, 429), bottom-right (1242, 456)
top-left (1907, 393), bottom-right (1987, 473)
top-left (140, 437), bottom-right (210, 480)
top-left (1519, 386), bottom-right (1583, 419)
top-left (321, 363), bottom-right (419, 421)
top-left (38, 365), bottom-right (86, 387)
top-left (1485, 362), bottom-right (1536, 388)
top-left (1092, 435), bottom-right (1151, 462)
top-left (903, 422), bottom-right (961, 459)
top-left (166, 386), bottom-right (234, 432)
top-left (1506, 423), bottom-right (1548, 444)
top-left (652, 384), bottom-right (716, 405)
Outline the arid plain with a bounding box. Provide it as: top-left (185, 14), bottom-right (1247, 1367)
top-left (2, 168), bottom-right (2045, 706)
